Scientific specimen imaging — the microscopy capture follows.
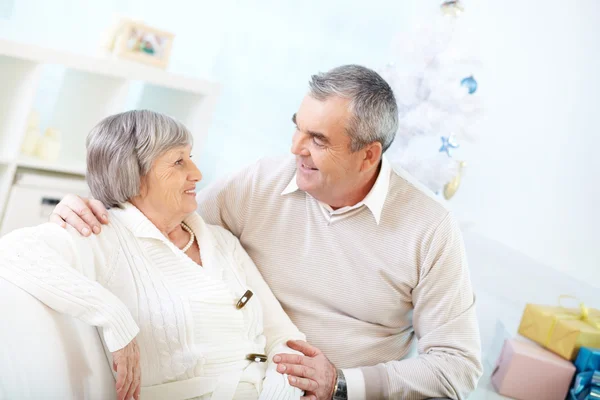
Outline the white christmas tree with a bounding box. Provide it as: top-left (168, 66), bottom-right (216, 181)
top-left (380, 1), bottom-right (482, 199)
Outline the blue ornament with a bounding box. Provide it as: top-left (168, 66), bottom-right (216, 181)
top-left (461, 75), bottom-right (478, 94)
top-left (439, 135), bottom-right (459, 157)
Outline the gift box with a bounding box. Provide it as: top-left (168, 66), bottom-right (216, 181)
top-left (572, 370), bottom-right (600, 394)
top-left (576, 347), bottom-right (600, 373)
top-left (570, 371), bottom-right (600, 400)
top-left (491, 338), bottom-right (575, 400)
top-left (570, 385), bottom-right (600, 400)
top-left (518, 303), bottom-right (600, 360)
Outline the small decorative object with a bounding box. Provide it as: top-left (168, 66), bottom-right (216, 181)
top-left (461, 75), bottom-right (478, 94)
top-left (104, 18), bottom-right (174, 69)
top-left (443, 161), bottom-right (466, 200)
top-left (383, 0), bottom-right (483, 198)
top-left (575, 347), bottom-right (600, 373)
top-left (440, 0), bottom-right (465, 17)
top-left (491, 338), bottom-right (575, 400)
top-left (570, 370), bottom-right (600, 400)
top-left (439, 134), bottom-right (459, 157)
top-left (35, 128), bottom-right (61, 162)
top-left (518, 300), bottom-right (600, 361)
top-left (20, 110), bottom-right (41, 156)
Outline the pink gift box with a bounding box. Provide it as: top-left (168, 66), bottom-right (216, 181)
top-left (491, 338), bottom-right (575, 400)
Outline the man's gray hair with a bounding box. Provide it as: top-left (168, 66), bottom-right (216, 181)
top-left (309, 64), bottom-right (398, 153)
top-left (86, 110), bottom-right (193, 207)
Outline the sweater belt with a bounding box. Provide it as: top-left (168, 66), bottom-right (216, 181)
top-left (140, 357), bottom-right (265, 400)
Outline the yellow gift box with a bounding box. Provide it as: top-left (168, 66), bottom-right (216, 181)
top-left (518, 301), bottom-right (600, 360)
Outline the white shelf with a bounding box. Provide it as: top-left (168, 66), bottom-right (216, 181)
top-left (15, 156), bottom-right (86, 176)
top-left (0, 55), bottom-right (42, 160)
top-left (0, 156), bottom-right (85, 176)
top-left (0, 163), bottom-right (17, 222)
top-left (0, 156), bottom-right (14, 166)
top-left (0, 39), bottom-right (221, 233)
top-left (0, 39), bottom-right (220, 96)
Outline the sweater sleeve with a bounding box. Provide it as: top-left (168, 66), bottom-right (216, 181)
top-left (196, 162), bottom-right (257, 238)
top-left (356, 213), bottom-right (482, 399)
top-left (0, 223), bottom-right (139, 352)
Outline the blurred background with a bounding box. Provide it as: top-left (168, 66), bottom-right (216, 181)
top-left (0, 1), bottom-right (599, 396)
top-left (6, 0), bottom-right (590, 286)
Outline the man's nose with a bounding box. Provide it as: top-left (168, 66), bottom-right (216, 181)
top-left (291, 130), bottom-right (310, 156)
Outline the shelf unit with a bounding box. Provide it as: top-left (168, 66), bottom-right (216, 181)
top-left (0, 39), bottom-right (221, 231)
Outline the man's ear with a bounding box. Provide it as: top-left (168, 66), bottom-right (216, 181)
top-left (360, 142), bottom-right (383, 172)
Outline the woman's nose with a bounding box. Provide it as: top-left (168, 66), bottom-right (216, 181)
top-left (189, 161), bottom-right (202, 182)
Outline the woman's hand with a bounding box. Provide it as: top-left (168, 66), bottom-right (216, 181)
top-left (112, 338), bottom-right (141, 400)
top-left (259, 365), bottom-right (304, 400)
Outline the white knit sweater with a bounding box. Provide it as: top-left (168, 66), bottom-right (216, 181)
top-left (0, 203), bottom-right (305, 400)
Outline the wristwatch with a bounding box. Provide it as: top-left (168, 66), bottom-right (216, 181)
top-left (332, 368), bottom-right (348, 400)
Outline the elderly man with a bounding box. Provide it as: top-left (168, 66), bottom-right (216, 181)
top-left (50, 65), bottom-right (482, 399)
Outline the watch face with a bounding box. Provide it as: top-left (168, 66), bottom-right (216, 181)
top-left (333, 369), bottom-right (348, 400)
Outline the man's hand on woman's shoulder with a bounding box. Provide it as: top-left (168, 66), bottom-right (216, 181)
top-left (49, 194), bottom-right (109, 236)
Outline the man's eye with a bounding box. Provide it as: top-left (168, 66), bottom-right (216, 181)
top-left (312, 137), bottom-right (325, 147)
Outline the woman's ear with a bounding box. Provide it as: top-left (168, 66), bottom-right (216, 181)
top-left (138, 174), bottom-right (149, 198)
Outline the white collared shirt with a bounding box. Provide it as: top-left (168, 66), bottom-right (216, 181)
top-left (280, 156), bottom-right (392, 225)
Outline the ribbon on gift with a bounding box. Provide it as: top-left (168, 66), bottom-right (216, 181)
top-left (593, 370), bottom-right (600, 387)
top-left (574, 371), bottom-right (600, 395)
top-left (544, 296), bottom-right (600, 347)
top-left (572, 377), bottom-right (600, 400)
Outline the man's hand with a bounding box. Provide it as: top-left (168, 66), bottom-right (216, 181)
top-left (49, 194), bottom-right (109, 236)
top-left (112, 338), bottom-right (141, 400)
top-left (274, 340), bottom-right (337, 400)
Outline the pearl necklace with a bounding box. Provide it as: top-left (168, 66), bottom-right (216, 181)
top-left (180, 222), bottom-right (195, 253)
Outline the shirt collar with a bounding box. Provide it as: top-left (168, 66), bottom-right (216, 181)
top-left (281, 156), bottom-right (391, 224)
top-left (110, 202), bottom-right (215, 250)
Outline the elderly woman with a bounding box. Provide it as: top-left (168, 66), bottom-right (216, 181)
top-left (0, 110), bottom-right (305, 400)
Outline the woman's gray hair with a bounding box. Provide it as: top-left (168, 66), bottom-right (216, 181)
top-left (86, 110), bottom-right (193, 208)
top-left (309, 64), bottom-right (398, 153)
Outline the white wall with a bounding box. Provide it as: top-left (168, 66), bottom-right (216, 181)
top-left (450, 0), bottom-right (600, 287)
top-left (1, 0), bottom-right (598, 286)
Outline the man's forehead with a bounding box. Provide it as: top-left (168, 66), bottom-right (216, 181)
top-left (297, 95), bottom-right (351, 131)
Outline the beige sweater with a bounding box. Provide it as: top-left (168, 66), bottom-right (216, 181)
top-left (197, 156), bottom-right (482, 399)
top-left (0, 203), bottom-right (305, 400)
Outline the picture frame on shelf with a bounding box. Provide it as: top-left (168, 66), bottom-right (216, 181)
top-left (111, 20), bottom-right (174, 69)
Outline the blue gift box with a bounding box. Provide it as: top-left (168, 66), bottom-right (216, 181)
top-left (576, 347), bottom-right (600, 373)
top-left (574, 372), bottom-right (596, 394)
top-left (571, 370), bottom-right (600, 399)
top-left (570, 385), bottom-right (600, 400)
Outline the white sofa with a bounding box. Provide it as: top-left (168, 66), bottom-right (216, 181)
top-left (0, 278), bottom-right (116, 400)
top-left (0, 231), bottom-right (596, 399)
top-left (0, 277), bottom-right (116, 400)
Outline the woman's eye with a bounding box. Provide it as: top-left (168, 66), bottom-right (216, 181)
top-left (175, 159), bottom-right (184, 165)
